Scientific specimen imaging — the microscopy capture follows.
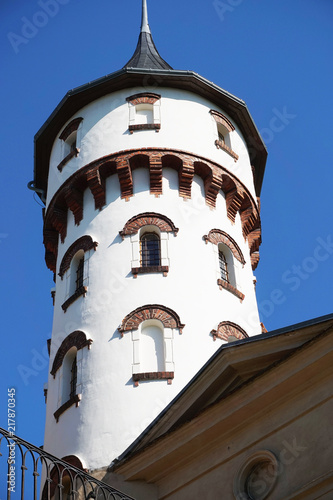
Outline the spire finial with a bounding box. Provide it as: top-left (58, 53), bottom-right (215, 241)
top-left (141, 0), bottom-right (150, 34)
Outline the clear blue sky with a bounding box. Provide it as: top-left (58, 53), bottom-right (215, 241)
top-left (0, 0), bottom-right (332, 458)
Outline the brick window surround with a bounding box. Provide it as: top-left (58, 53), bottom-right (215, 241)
top-left (211, 321), bottom-right (248, 342)
top-left (118, 304), bottom-right (185, 335)
top-left (119, 305), bottom-right (183, 386)
top-left (59, 236), bottom-right (98, 278)
top-left (120, 213), bottom-right (178, 278)
top-left (203, 229), bottom-right (246, 265)
top-left (59, 236), bottom-right (98, 312)
top-left (204, 229), bottom-right (245, 301)
top-left (50, 331), bottom-right (92, 377)
top-left (127, 93), bottom-right (161, 133)
top-left (51, 331), bottom-right (92, 421)
top-left (120, 212), bottom-right (179, 239)
top-left (57, 117), bottom-right (83, 172)
top-left (210, 110), bottom-right (239, 161)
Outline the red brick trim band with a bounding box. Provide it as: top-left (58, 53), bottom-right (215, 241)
top-left (54, 394), bottom-right (81, 422)
top-left (51, 330), bottom-right (92, 377)
top-left (215, 140), bottom-right (239, 161)
top-left (217, 279), bottom-right (245, 301)
top-left (59, 236), bottom-right (98, 278)
top-left (210, 110), bottom-right (235, 132)
top-left (203, 229), bottom-right (246, 265)
top-left (132, 266), bottom-right (169, 277)
top-left (43, 148), bottom-right (261, 273)
top-left (119, 304), bottom-right (185, 335)
top-left (211, 321), bottom-right (248, 342)
top-left (132, 371), bottom-right (174, 387)
top-left (129, 124), bottom-right (160, 132)
top-left (61, 285), bottom-right (87, 312)
top-left (126, 93), bottom-right (161, 105)
top-left (57, 147), bottom-right (80, 172)
top-left (59, 118), bottom-right (83, 142)
top-left (120, 212), bottom-right (179, 239)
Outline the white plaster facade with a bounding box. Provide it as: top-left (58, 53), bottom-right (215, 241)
top-left (43, 85), bottom-right (262, 471)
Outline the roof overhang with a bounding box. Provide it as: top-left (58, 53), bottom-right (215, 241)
top-left (34, 68), bottom-right (267, 199)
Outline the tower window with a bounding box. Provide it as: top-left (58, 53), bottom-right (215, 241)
top-left (57, 117), bottom-right (83, 172)
top-left (127, 93), bottom-right (161, 132)
top-left (140, 233), bottom-right (161, 267)
top-left (219, 250), bottom-right (229, 283)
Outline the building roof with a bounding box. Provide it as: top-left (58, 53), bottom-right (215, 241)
top-left (32, 1), bottom-right (267, 200)
top-left (123, 0), bottom-right (172, 70)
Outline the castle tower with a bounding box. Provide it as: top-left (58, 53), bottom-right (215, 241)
top-left (33, 1), bottom-right (267, 471)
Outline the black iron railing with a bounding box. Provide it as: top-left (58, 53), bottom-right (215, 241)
top-left (0, 427), bottom-right (135, 500)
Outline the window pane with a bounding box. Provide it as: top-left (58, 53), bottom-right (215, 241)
top-left (75, 258), bottom-right (84, 290)
top-left (140, 233), bottom-right (160, 267)
top-left (219, 251), bottom-right (229, 283)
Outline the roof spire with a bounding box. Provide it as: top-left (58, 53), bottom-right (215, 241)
top-left (123, 0), bottom-right (173, 70)
top-left (141, 0), bottom-right (150, 34)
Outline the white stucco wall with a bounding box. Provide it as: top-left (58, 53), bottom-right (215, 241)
top-left (43, 87), bottom-right (261, 471)
top-left (47, 87), bottom-right (254, 206)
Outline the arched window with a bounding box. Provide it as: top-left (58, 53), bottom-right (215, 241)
top-left (119, 304), bottom-right (185, 385)
top-left (210, 109), bottom-right (238, 161)
top-left (140, 232), bottom-right (161, 267)
top-left (59, 236), bottom-right (98, 312)
top-left (57, 117), bottom-right (83, 172)
top-left (127, 93), bottom-right (161, 132)
top-left (204, 229), bottom-right (245, 301)
top-left (52, 331), bottom-right (93, 422)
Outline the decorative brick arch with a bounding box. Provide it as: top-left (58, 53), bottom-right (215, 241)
top-left (126, 92), bottom-right (161, 105)
top-left (50, 331), bottom-right (92, 377)
top-left (118, 305), bottom-right (185, 336)
top-left (119, 212), bottom-right (179, 239)
top-left (210, 110), bottom-right (235, 132)
top-left (43, 148), bottom-right (261, 273)
top-left (59, 118), bottom-right (83, 142)
top-left (59, 236), bottom-right (98, 278)
top-left (211, 321), bottom-right (248, 342)
top-left (203, 229), bottom-right (246, 265)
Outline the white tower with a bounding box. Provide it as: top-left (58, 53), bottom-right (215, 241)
top-left (33, 1), bottom-right (267, 472)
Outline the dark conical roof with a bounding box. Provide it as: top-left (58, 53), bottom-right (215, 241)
top-left (123, 0), bottom-right (172, 70)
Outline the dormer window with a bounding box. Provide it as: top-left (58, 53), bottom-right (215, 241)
top-left (127, 93), bottom-right (161, 132)
top-left (57, 117), bottom-right (83, 172)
